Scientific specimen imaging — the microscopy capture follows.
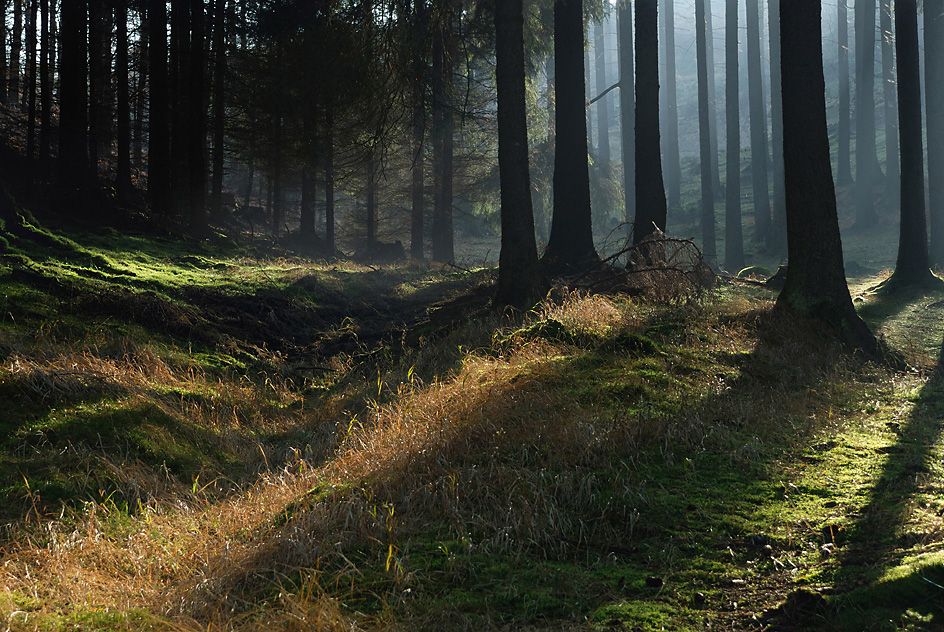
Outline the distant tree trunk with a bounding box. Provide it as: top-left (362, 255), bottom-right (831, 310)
top-left (705, 2), bottom-right (721, 193)
top-left (494, 0), bottom-right (547, 309)
top-left (325, 105), bottom-right (335, 254)
top-left (25, 0), bottom-right (36, 167)
top-left (542, 0), bottom-right (599, 272)
top-left (767, 0), bottom-right (786, 253)
top-left (585, 47), bottom-right (595, 155)
top-left (116, 0), bottom-right (134, 200)
top-left (777, 0), bottom-right (875, 351)
top-left (300, 106), bottom-right (317, 241)
top-left (928, 0), bottom-right (944, 267)
top-left (38, 0), bottom-right (50, 172)
top-left (170, 0), bottom-right (192, 216)
top-left (854, 0), bottom-right (879, 228)
top-left (134, 4), bottom-right (148, 168)
top-left (431, 7), bottom-right (455, 263)
top-left (837, 0), bottom-right (853, 186)
top-left (188, 0), bottom-right (207, 235)
top-left (882, 0), bottom-right (933, 287)
top-left (10, 0), bottom-right (21, 105)
top-left (148, 0), bottom-right (172, 214)
top-left (88, 0), bottom-right (113, 172)
top-left (661, 0), bottom-right (681, 214)
top-left (696, 0), bottom-right (715, 263)
top-left (633, 0), bottom-right (667, 246)
top-left (366, 157), bottom-right (377, 253)
top-left (210, 0), bottom-right (227, 222)
top-left (618, 0), bottom-right (635, 241)
top-left (724, 0), bottom-right (744, 271)
top-left (746, 0), bottom-right (771, 243)
top-left (879, 0), bottom-right (899, 206)
top-left (410, 1), bottom-right (427, 260)
top-left (59, 0), bottom-right (88, 192)
top-left (594, 20), bottom-right (610, 165)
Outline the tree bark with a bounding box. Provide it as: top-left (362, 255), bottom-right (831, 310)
top-left (88, 0), bottom-right (113, 172)
top-left (724, 0), bottom-right (744, 271)
top-left (696, 0), bottom-right (715, 263)
top-left (776, 0), bottom-right (875, 351)
top-left (926, 0), bottom-right (944, 266)
top-left (170, 0), bottom-right (191, 216)
top-left (879, 0), bottom-right (899, 205)
top-left (633, 0), bottom-right (667, 246)
top-left (618, 0), bottom-right (635, 242)
top-left (134, 4), bottom-right (148, 168)
top-left (854, 0), bottom-right (879, 228)
top-left (837, 0), bottom-right (853, 186)
top-left (148, 0), bottom-right (172, 214)
top-left (542, 0), bottom-right (599, 272)
top-left (660, 0), bottom-right (681, 214)
top-left (767, 0), bottom-right (786, 254)
top-left (746, 0), bottom-right (771, 243)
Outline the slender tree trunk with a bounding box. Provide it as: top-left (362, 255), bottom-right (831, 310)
top-left (431, 9), bottom-right (455, 263)
top-left (746, 0), bottom-right (771, 243)
top-left (884, 0), bottom-right (932, 286)
top-left (25, 0), bottom-right (36, 167)
top-left (242, 155), bottom-right (253, 208)
top-left (854, 0), bottom-right (879, 227)
top-left (880, 0), bottom-right (899, 206)
top-left (410, 0), bottom-right (426, 260)
top-left (928, 0), bottom-right (944, 266)
top-left (705, 1), bottom-right (721, 193)
top-left (0, 0), bottom-right (7, 105)
top-left (542, 0), bottom-right (599, 271)
top-left (777, 0), bottom-right (875, 351)
top-left (366, 157), bottom-right (376, 253)
top-left (724, 0), bottom-right (744, 271)
top-left (594, 20), bottom-right (610, 165)
top-left (661, 0), bottom-right (681, 214)
top-left (618, 0), bottom-right (635, 242)
top-left (59, 0), bottom-right (88, 192)
top-left (188, 0), bottom-right (207, 235)
top-left (149, 0), bottom-right (172, 214)
top-left (838, 0), bottom-right (854, 186)
top-left (38, 0), bottom-right (50, 172)
top-left (696, 0), bottom-right (715, 263)
top-left (88, 0), bottom-right (112, 172)
top-left (633, 0), bottom-right (667, 246)
top-left (10, 0), bottom-right (21, 105)
top-left (170, 0), bottom-right (191, 216)
top-left (767, 0), bottom-right (786, 253)
top-left (494, 0), bottom-right (546, 309)
top-left (116, 0), bottom-right (133, 199)
top-left (325, 104), bottom-right (335, 254)
top-left (134, 4), bottom-right (148, 168)
top-left (586, 46), bottom-right (595, 155)
top-left (210, 0), bottom-right (226, 222)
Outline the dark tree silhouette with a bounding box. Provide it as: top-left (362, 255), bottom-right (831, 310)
top-left (116, 0), bottom-right (134, 200)
top-left (0, 0), bottom-right (7, 104)
top-left (10, 0), bottom-right (21, 105)
top-left (837, 0), bottom-right (853, 186)
top-left (724, 0), bottom-right (743, 272)
top-left (746, 0), bottom-right (770, 243)
top-left (188, 0), bottom-right (208, 235)
top-left (632, 0), bottom-right (667, 246)
top-left (542, 0), bottom-right (599, 272)
top-left (148, 0), bottom-right (172, 215)
top-left (928, 0), bottom-right (944, 267)
top-left (410, 0), bottom-right (428, 261)
top-left (210, 0), bottom-right (228, 222)
top-left (618, 0), bottom-right (634, 241)
top-left (494, 0), bottom-right (547, 309)
top-left (880, 0), bottom-right (935, 288)
top-left (768, 0), bottom-right (786, 252)
top-left (880, 0), bottom-right (899, 205)
top-left (661, 0), bottom-right (681, 214)
top-left (777, 0), bottom-right (875, 351)
top-left (59, 0), bottom-right (89, 192)
top-left (854, 0), bottom-right (879, 228)
top-left (695, 0), bottom-right (715, 263)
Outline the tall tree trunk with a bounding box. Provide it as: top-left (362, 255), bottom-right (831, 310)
top-left (633, 0), bottom-right (667, 246)
top-left (88, 0), bottom-right (113, 172)
top-left (585, 46), bottom-right (595, 155)
top-left (0, 0), bottom-right (7, 105)
top-left (928, 0), bottom-right (944, 266)
top-left (170, 0), bottom-right (191, 216)
top-left (134, 4), bottom-right (148, 168)
top-left (618, 0), bottom-right (635, 242)
top-left (724, 0), bottom-right (744, 271)
top-left (325, 104), bottom-right (335, 254)
top-left (854, 0), bottom-right (879, 228)
top-left (696, 0), bottom-right (715, 263)
top-left (880, 0), bottom-right (899, 206)
top-left (777, 0), bottom-right (875, 351)
top-left (660, 0), bottom-right (681, 214)
top-left (883, 0), bottom-right (932, 286)
top-left (366, 157), bottom-right (377, 253)
top-left (25, 0), bottom-right (36, 167)
top-left (410, 0), bottom-right (426, 260)
top-left (594, 20), bottom-right (610, 165)
top-left (705, 1), bottom-right (721, 193)
top-left (746, 0), bottom-right (770, 243)
top-left (116, 0), bottom-right (133, 199)
top-left (38, 0), bottom-right (50, 171)
top-left (149, 0), bottom-right (172, 214)
top-left (542, 0), bottom-right (599, 272)
top-left (210, 0), bottom-right (226, 222)
top-left (59, 0), bottom-right (88, 192)
top-left (494, 0), bottom-right (547, 309)
top-left (767, 0), bottom-right (786, 253)
top-left (431, 6), bottom-right (455, 263)
top-left (10, 0), bottom-right (21, 105)
top-left (188, 0), bottom-right (207, 235)
top-left (837, 0), bottom-right (854, 186)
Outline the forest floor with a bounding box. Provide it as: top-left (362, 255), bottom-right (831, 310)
top-left (1, 213), bottom-right (943, 631)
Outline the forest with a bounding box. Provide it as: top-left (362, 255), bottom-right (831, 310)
top-left (0, 0), bottom-right (943, 629)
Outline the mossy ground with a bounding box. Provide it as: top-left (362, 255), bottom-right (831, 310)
top-left (1, 218), bottom-right (943, 631)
